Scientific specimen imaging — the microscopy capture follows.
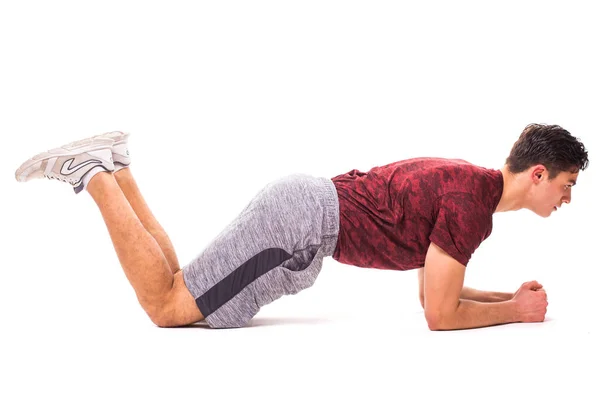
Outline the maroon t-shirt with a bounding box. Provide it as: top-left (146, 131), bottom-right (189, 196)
top-left (330, 157), bottom-right (504, 270)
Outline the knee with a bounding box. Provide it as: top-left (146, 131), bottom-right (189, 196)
top-left (139, 290), bottom-right (181, 328)
top-left (141, 273), bottom-right (205, 328)
top-left (150, 313), bottom-right (173, 328)
top-left (144, 300), bottom-right (177, 328)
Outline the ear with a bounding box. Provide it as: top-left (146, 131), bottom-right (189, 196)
top-left (530, 164), bottom-right (547, 183)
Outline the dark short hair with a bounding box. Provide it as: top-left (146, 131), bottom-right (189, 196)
top-left (506, 123), bottom-right (589, 179)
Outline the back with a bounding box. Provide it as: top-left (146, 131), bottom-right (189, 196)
top-left (330, 157), bottom-right (504, 270)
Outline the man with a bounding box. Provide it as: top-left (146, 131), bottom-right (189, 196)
top-left (15, 124), bottom-right (589, 330)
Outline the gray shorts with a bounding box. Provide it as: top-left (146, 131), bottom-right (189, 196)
top-left (182, 173), bottom-right (340, 328)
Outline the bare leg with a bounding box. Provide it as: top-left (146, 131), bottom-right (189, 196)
top-left (87, 171), bottom-right (203, 327)
top-left (113, 167), bottom-right (180, 274)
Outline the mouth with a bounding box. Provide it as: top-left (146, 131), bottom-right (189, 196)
top-left (553, 206), bottom-right (558, 211)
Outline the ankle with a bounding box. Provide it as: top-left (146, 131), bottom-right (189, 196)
top-left (86, 170), bottom-right (115, 194)
top-left (114, 166), bottom-right (132, 181)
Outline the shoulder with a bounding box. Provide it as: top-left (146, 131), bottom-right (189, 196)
top-left (428, 161), bottom-right (503, 207)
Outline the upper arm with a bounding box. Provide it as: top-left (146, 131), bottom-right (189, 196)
top-left (418, 267), bottom-right (425, 307)
top-left (423, 241), bottom-right (466, 327)
top-left (429, 193), bottom-right (490, 267)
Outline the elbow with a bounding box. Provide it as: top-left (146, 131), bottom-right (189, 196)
top-left (426, 317), bottom-right (443, 331)
top-left (424, 310), bottom-right (451, 331)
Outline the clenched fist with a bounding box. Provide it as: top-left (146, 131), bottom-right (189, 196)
top-left (512, 281), bottom-right (548, 322)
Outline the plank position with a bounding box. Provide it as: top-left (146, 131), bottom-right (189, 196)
top-left (15, 124), bottom-right (589, 330)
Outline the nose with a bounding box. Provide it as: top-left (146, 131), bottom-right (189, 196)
top-left (562, 194), bottom-right (571, 205)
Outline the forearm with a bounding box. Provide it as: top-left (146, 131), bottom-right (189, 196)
top-left (460, 286), bottom-right (513, 302)
top-left (430, 299), bottom-right (519, 330)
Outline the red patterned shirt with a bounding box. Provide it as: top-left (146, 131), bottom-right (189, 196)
top-left (331, 158), bottom-right (504, 270)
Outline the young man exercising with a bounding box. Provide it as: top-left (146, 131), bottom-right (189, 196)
top-left (15, 124), bottom-right (589, 330)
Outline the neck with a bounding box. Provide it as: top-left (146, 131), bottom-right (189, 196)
top-left (495, 165), bottom-right (528, 213)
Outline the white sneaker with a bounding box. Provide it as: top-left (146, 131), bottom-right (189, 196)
top-left (62, 131), bottom-right (131, 172)
top-left (91, 131), bottom-right (131, 171)
top-left (15, 137), bottom-right (115, 194)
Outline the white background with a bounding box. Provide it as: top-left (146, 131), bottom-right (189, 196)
top-left (1, 1), bottom-right (598, 399)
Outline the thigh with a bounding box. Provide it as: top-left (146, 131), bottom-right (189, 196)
top-left (181, 174), bottom-right (336, 328)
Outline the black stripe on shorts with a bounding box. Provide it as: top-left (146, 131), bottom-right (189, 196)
top-left (195, 248), bottom-right (293, 317)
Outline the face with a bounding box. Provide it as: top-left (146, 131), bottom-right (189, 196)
top-left (529, 166), bottom-right (579, 218)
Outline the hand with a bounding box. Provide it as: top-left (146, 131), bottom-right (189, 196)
top-left (512, 281), bottom-right (548, 323)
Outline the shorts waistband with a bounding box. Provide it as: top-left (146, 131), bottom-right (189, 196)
top-left (315, 176), bottom-right (340, 257)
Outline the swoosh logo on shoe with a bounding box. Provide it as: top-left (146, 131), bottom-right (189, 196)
top-left (60, 158), bottom-right (102, 175)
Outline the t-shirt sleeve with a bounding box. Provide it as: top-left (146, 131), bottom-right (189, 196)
top-left (429, 193), bottom-right (491, 266)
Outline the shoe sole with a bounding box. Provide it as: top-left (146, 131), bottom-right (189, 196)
top-left (15, 137), bottom-right (114, 182)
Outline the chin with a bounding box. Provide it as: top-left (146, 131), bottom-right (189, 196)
top-left (532, 209), bottom-right (552, 218)
top-left (543, 210), bottom-right (553, 218)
